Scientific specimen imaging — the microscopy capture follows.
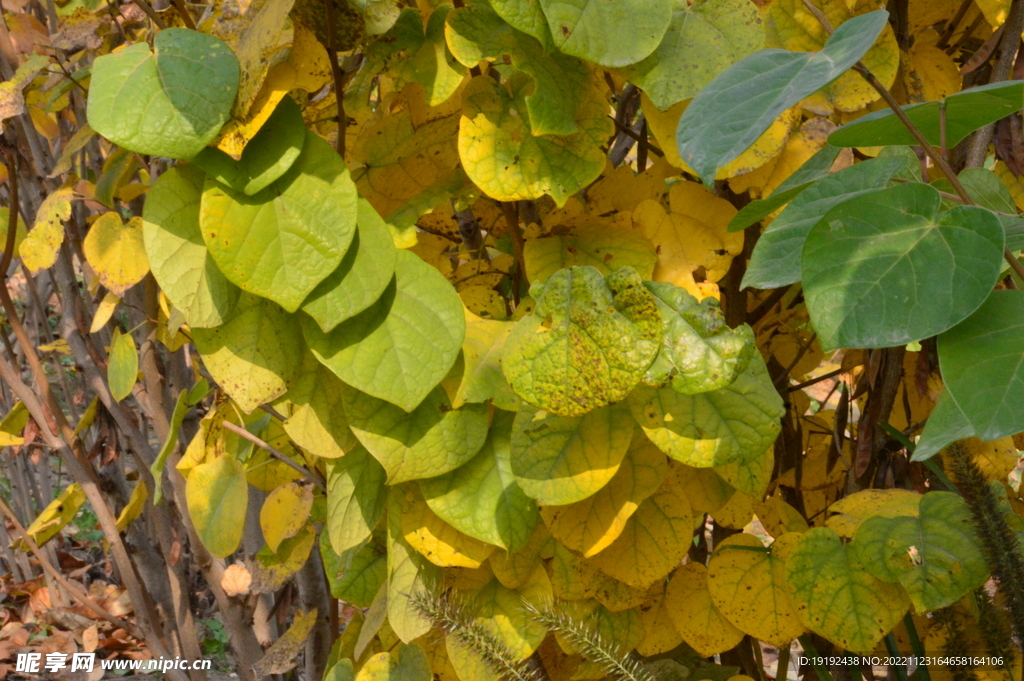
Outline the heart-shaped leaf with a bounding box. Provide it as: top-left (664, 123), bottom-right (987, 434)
top-left (676, 11), bottom-right (888, 184)
top-left (87, 29), bottom-right (239, 159)
top-left (803, 182), bottom-right (1004, 350)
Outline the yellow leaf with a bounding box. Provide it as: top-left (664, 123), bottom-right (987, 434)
top-left (253, 608), bottom-right (319, 677)
top-left (643, 91), bottom-right (799, 178)
top-left (902, 40), bottom-right (961, 103)
top-left (729, 117), bottom-right (836, 199)
top-left (636, 581), bottom-right (683, 656)
top-left (453, 310), bottom-right (522, 411)
top-left (713, 490), bottom-right (754, 530)
top-left (36, 338), bottom-right (72, 355)
top-left (459, 285), bottom-right (506, 320)
top-left (400, 486), bottom-right (495, 568)
top-left (21, 186), bottom-right (72, 273)
top-left (0, 401), bottom-right (29, 447)
top-left (260, 482), bottom-right (313, 553)
top-left (824, 488), bottom-right (922, 538)
top-left (665, 562), bottom-right (744, 657)
top-left (20, 483), bottom-right (86, 549)
top-left (632, 180), bottom-right (743, 299)
top-left (708, 533), bottom-right (805, 646)
top-left (673, 462), bottom-right (734, 515)
top-left (0, 54), bottom-right (49, 125)
top-left (995, 161), bottom-right (1024, 212)
top-left (948, 436), bottom-right (1019, 484)
top-left (251, 525), bottom-right (317, 592)
top-left (115, 480), bottom-right (148, 532)
top-left (49, 123), bottom-right (96, 178)
top-left (541, 434), bottom-right (667, 558)
top-left (490, 522), bottom-right (555, 589)
top-left (524, 224), bottom-right (658, 285)
top-left (754, 496), bottom-right (810, 538)
top-left (90, 291), bottom-right (121, 333)
top-left (83, 214), bottom-right (150, 296)
top-left (0, 207), bottom-right (27, 260)
top-left (765, 0), bottom-right (899, 114)
top-left (588, 464), bottom-right (694, 588)
top-left (72, 396), bottom-right (100, 438)
top-left (975, 0), bottom-right (1011, 27)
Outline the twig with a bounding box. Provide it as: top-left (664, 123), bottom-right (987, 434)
top-left (133, 0), bottom-right (167, 30)
top-left (169, 0), bottom-right (195, 29)
top-left (936, 0), bottom-right (973, 49)
top-left (607, 116), bottom-right (665, 157)
top-left (323, 0), bottom-right (347, 156)
top-left (788, 367), bottom-right (845, 393)
top-left (221, 421), bottom-right (326, 491)
top-left (500, 202), bottom-right (528, 303)
top-left (0, 497), bottom-right (143, 638)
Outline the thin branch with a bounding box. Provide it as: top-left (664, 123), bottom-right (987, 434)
top-left (500, 202), bottom-right (528, 302)
top-left (789, 367), bottom-right (845, 393)
top-left (133, 0), bottom-right (168, 30)
top-left (169, 0), bottom-right (196, 29)
top-left (607, 116), bottom-right (665, 157)
top-left (323, 0), bottom-right (347, 156)
top-left (221, 421), bottom-right (326, 491)
top-left (936, 0), bottom-right (973, 49)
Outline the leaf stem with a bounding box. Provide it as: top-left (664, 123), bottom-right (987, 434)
top-left (221, 421), bottom-right (326, 491)
top-left (323, 0), bottom-right (347, 157)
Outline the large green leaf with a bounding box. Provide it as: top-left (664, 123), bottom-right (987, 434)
top-left (675, 11), bottom-right (888, 184)
top-left (327, 445), bottom-right (388, 553)
top-left (200, 132), bottom-right (358, 313)
top-left (419, 411), bottom-right (539, 551)
top-left (503, 266), bottom-right (661, 418)
top-left (302, 250), bottom-right (464, 412)
top-left (192, 293), bottom-right (303, 413)
top-left (143, 164), bottom-right (239, 328)
top-left (343, 385), bottom-right (490, 484)
top-left (321, 532), bottom-right (387, 607)
top-left (355, 643), bottom-right (432, 681)
top-left (742, 156), bottom-right (907, 290)
top-left (618, 0), bottom-right (763, 111)
top-left (727, 144), bottom-right (843, 233)
top-left (510, 403), bottom-right (634, 505)
top-left (537, 0), bottom-right (671, 67)
top-left (185, 454), bottom-right (248, 558)
top-left (828, 80), bottom-right (1024, 148)
top-left (488, 0), bottom-right (551, 47)
top-left (803, 183), bottom-right (1004, 350)
top-left (192, 96), bottom-right (306, 196)
top-left (939, 290), bottom-right (1024, 442)
top-left (910, 390), bottom-right (974, 462)
top-left (629, 354), bottom-right (783, 468)
top-left (446, 2), bottom-right (591, 136)
top-left (282, 354), bottom-right (358, 459)
top-left (784, 527), bottom-right (909, 650)
top-left (643, 282), bottom-right (755, 395)
top-left (87, 29), bottom-right (239, 159)
top-left (853, 492), bottom-right (988, 612)
top-left (301, 199), bottom-right (397, 332)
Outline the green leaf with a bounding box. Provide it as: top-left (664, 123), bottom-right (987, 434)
top-left (87, 29), bottom-right (239, 159)
top-left (852, 492), bottom-right (988, 612)
top-left (676, 11), bottom-right (888, 184)
top-left (803, 183), bottom-right (1004, 350)
top-left (629, 353), bottom-right (783, 468)
top-left (192, 96), bottom-right (306, 196)
top-left (503, 266), bottom-right (661, 418)
top-left (200, 131), bottom-right (358, 313)
top-left (458, 72), bottom-right (612, 206)
top-left (143, 165), bottom-right (239, 328)
top-left (327, 445), bottom-right (388, 553)
top-left (419, 411), bottom-right (539, 551)
top-left (387, 489), bottom-right (441, 643)
top-left (935, 168), bottom-right (1018, 213)
top-left (538, 0), bottom-right (671, 67)
top-left (488, 0), bottom-right (551, 47)
top-left (524, 225), bottom-right (658, 285)
top-left (107, 328), bottom-right (138, 402)
top-left (321, 532), bottom-right (387, 607)
top-left (643, 282), bottom-right (756, 395)
top-left (185, 454), bottom-right (248, 558)
top-left (727, 144), bottom-right (842, 233)
top-left (355, 643), bottom-right (432, 681)
top-left (192, 293), bottom-right (303, 413)
top-left (618, 0), bottom-right (763, 111)
top-left (742, 156), bottom-right (909, 290)
top-left (446, 2), bottom-right (592, 136)
top-left (301, 199), bottom-right (397, 332)
top-left (784, 527), bottom-right (909, 651)
top-left (302, 250), bottom-right (465, 412)
top-left (828, 80), bottom-right (1024, 149)
top-left (282, 354), bottom-right (358, 459)
top-left (325, 659), bottom-right (356, 681)
top-left (910, 390), bottom-right (974, 462)
top-left (938, 290), bottom-right (1024, 442)
top-left (343, 385), bottom-right (490, 484)
top-left (510, 403), bottom-right (634, 505)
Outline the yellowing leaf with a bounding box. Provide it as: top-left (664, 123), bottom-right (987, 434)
top-left (0, 54), bottom-right (49, 125)
top-left (707, 533), bottom-right (805, 646)
top-left (674, 462), bottom-right (734, 515)
top-left (83, 213), bottom-right (150, 296)
top-left (355, 643), bottom-right (431, 681)
top-left (632, 180), bottom-right (743, 298)
top-left (21, 483), bottom-right (85, 549)
top-left (948, 436), bottom-right (1019, 484)
top-left (459, 285), bottom-right (506, 320)
top-left (753, 496), bottom-right (809, 538)
top-left (453, 311), bottom-right (522, 411)
top-left (400, 486), bottom-right (495, 568)
top-left (541, 433), bottom-right (667, 558)
top-left (283, 354), bottom-right (358, 459)
top-left (260, 482), bottom-right (313, 553)
top-left (665, 562), bottom-right (743, 656)
top-left (588, 464), bottom-right (694, 588)
top-left (524, 224), bottom-right (658, 285)
top-left (714, 490), bottom-right (754, 530)
top-left (108, 328), bottom-right (138, 402)
top-left (901, 41), bottom-right (961, 104)
top-left (186, 454), bottom-right (249, 558)
top-left (21, 186), bottom-right (72, 273)
top-left (511, 404), bottom-right (634, 506)
top-left (251, 525), bottom-right (317, 592)
top-left (253, 608), bottom-right (319, 677)
top-left (115, 480), bottom-right (148, 532)
top-left (728, 117), bottom-right (836, 199)
top-left (825, 488), bottom-right (922, 538)
top-left (387, 488), bottom-right (441, 643)
top-left (764, 0), bottom-right (899, 114)
top-left (90, 292), bottom-right (121, 334)
top-left (784, 527), bottom-right (910, 651)
top-left (636, 581), bottom-right (683, 656)
top-left (0, 207), bottom-right (27, 260)
top-left (458, 72), bottom-right (612, 206)
top-left (490, 522), bottom-right (555, 589)
top-left (0, 401), bottom-right (30, 447)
